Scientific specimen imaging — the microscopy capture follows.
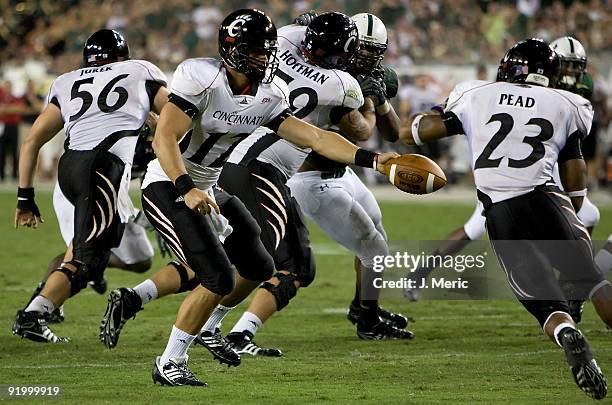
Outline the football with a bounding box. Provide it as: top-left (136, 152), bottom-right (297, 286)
top-left (383, 154), bottom-right (447, 194)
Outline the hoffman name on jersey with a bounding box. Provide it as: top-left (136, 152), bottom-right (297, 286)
top-left (279, 50), bottom-right (330, 85)
top-left (498, 93), bottom-right (536, 108)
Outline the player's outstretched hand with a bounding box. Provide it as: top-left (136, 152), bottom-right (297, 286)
top-left (376, 152), bottom-right (400, 174)
top-left (184, 188), bottom-right (220, 215)
top-left (15, 208), bottom-right (43, 229)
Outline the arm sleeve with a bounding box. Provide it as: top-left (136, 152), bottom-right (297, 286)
top-left (558, 131), bottom-right (583, 163)
top-left (46, 79), bottom-right (60, 109)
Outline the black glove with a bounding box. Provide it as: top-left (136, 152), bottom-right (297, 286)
top-left (293, 11), bottom-right (318, 26)
top-left (382, 66), bottom-right (399, 99)
top-left (17, 187), bottom-right (41, 217)
top-left (356, 74), bottom-right (387, 107)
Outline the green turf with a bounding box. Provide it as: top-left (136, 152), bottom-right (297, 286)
top-left (1, 190), bottom-right (610, 404)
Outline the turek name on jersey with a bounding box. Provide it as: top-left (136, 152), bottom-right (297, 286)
top-left (212, 110), bottom-right (265, 126)
top-left (279, 50), bottom-right (330, 85)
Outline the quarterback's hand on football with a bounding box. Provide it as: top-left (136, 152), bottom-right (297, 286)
top-left (15, 187), bottom-right (43, 228)
top-left (293, 10), bottom-right (317, 26)
top-left (184, 188), bottom-right (220, 215)
top-left (357, 74), bottom-right (387, 107)
top-left (375, 152), bottom-right (400, 174)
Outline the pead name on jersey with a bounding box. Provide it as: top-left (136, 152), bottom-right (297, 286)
top-left (80, 66), bottom-right (113, 76)
top-left (498, 93), bottom-right (535, 109)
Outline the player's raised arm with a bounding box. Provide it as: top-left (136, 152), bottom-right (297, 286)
top-left (275, 115), bottom-right (397, 173)
top-left (15, 103), bottom-right (64, 228)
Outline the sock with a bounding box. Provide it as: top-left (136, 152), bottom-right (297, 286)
top-left (159, 325), bottom-right (196, 364)
top-left (201, 304), bottom-right (234, 333)
top-left (553, 322), bottom-right (576, 347)
top-left (25, 295), bottom-right (55, 315)
top-left (595, 248), bottom-right (612, 274)
top-left (133, 279), bottom-right (158, 305)
top-left (230, 312), bottom-right (262, 336)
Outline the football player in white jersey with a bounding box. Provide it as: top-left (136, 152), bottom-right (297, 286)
top-left (404, 37), bottom-right (601, 322)
top-left (287, 11), bottom-right (413, 341)
top-left (12, 29), bottom-right (169, 344)
top-left (94, 10), bottom-right (396, 386)
top-left (401, 38), bottom-right (612, 400)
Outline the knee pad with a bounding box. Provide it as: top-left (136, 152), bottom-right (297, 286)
top-left (260, 272), bottom-right (298, 311)
top-left (170, 261), bottom-right (200, 293)
top-left (358, 235), bottom-right (389, 269)
top-left (52, 260), bottom-right (89, 297)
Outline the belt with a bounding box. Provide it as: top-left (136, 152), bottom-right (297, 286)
top-left (320, 167), bottom-right (346, 179)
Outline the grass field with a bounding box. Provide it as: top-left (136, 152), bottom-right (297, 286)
top-left (1, 190), bottom-right (611, 404)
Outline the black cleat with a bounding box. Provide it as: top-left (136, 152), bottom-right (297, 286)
top-left (226, 331), bottom-right (283, 357)
top-left (567, 300), bottom-right (585, 324)
top-left (347, 303), bottom-right (410, 330)
top-left (194, 328), bottom-right (241, 367)
top-left (12, 310), bottom-right (70, 343)
top-left (356, 319), bottom-right (415, 340)
top-left (560, 328), bottom-right (607, 400)
top-left (89, 277), bottom-right (108, 295)
top-left (99, 288), bottom-right (142, 348)
top-left (152, 356), bottom-right (206, 387)
top-left (45, 306), bottom-right (65, 324)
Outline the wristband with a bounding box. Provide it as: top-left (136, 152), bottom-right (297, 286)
top-left (17, 187), bottom-right (41, 216)
top-left (17, 187), bottom-right (35, 200)
top-left (354, 148), bottom-right (379, 169)
top-left (175, 174), bottom-right (196, 196)
top-left (567, 189), bottom-right (587, 198)
top-left (375, 101), bottom-right (391, 115)
top-left (411, 114), bottom-right (424, 146)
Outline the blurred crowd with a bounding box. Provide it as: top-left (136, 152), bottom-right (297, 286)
top-left (0, 0), bottom-right (611, 187)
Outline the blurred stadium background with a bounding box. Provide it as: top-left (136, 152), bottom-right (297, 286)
top-left (0, 0), bottom-right (610, 190)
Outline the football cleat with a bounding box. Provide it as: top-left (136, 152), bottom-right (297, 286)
top-left (89, 276), bottom-right (108, 295)
top-left (12, 310), bottom-right (70, 343)
top-left (46, 306), bottom-right (65, 324)
top-left (194, 328), bottom-right (241, 367)
top-left (560, 328), bottom-right (607, 400)
top-left (152, 356), bottom-right (206, 387)
top-left (347, 303), bottom-right (410, 329)
top-left (226, 331), bottom-right (283, 357)
top-left (99, 288), bottom-right (142, 348)
top-left (356, 319), bottom-right (415, 340)
top-left (567, 300), bottom-right (585, 324)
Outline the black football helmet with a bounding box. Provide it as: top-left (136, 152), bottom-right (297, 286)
top-left (496, 38), bottom-right (559, 87)
top-left (218, 9), bottom-right (279, 84)
top-left (302, 12), bottom-right (359, 71)
top-left (83, 29), bottom-right (130, 67)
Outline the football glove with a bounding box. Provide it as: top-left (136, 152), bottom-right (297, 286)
top-left (293, 11), bottom-right (318, 26)
top-left (17, 187), bottom-right (41, 218)
top-left (357, 74), bottom-right (387, 107)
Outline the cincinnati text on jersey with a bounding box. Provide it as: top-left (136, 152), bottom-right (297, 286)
top-left (211, 110), bottom-right (265, 126)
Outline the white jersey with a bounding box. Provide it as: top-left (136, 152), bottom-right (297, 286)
top-left (228, 24), bottom-right (364, 179)
top-left (48, 59), bottom-right (166, 164)
top-left (445, 80), bottom-right (593, 205)
top-left (143, 58), bottom-right (290, 190)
